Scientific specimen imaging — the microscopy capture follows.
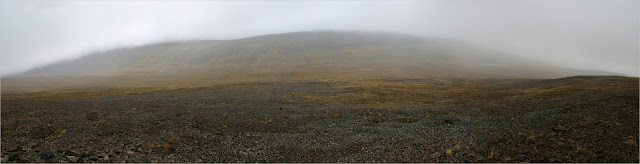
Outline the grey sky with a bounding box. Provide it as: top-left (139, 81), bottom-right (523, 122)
top-left (1, 0), bottom-right (638, 76)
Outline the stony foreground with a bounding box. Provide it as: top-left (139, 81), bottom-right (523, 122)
top-left (1, 76), bottom-right (638, 162)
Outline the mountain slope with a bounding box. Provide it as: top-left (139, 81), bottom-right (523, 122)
top-left (4, 31), bottom-right (621, 93)
top-left (18, 31), bottom-right (615, 78)
top-left (2, 31), bottom-right (637, 163)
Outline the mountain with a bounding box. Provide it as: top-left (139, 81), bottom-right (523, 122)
top-left (3, 31), bottom-right (638, 163)
top-left (4, 31), bottom-right (619, 91)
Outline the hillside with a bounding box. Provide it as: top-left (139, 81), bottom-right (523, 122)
top-left (3, 31), bottom-right (620, 93)
top-left (13, 31), bottom-right (617, 78)
top-left (1, 31), bottom-right (637, 163)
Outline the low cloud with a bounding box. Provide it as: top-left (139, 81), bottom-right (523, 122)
top-left (1, 0), bottom-right (637, 76)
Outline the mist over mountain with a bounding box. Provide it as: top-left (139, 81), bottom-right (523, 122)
top-left (2, 1), bottom-right (639, 162)
top-left (15, 31), bottom-right (617, 80)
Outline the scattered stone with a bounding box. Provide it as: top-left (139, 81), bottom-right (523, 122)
top-left (9, 152), bottom-right (25, 162)
top-left (78, 158), bottom-right (91, 163)
top-left (624, 139), bottom-right (637, 146)
top-left (9, 146), bottom-right (23, 152)
top-left (431, 152), bottom-right (442, 158)
top-left (30, 142), bottom-right (42, 148)
top-left (445, 149), bottom-right (453, 156)
top-left (65, 155), bottom-right (79, 163)
top-left (1, 77), bottom-right (637, 163)
top-left (50, 156), bottom-right (66, 163)
top-left (111, 157), bottom-right (125, 163)
top-left (141, 157), bottom-right (152, 163)
top-left (443, 119), bottom-right (455, 124)
top-left (553, 125), bottom-right (568, 131)
top-left (41, 149), bottom-right (56, 160)
top-left (65, 149), bottom-right (78, 156)
top-left (127, 157), bottom-right (139, 163)
top-left (99, 153), bottom-right (110, 161)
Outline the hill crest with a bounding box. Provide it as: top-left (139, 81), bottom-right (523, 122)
top-left (12, 31), bottom-right (620, 80)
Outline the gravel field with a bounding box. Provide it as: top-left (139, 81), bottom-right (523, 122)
top-left (1, 77), bottom-right (638, 163)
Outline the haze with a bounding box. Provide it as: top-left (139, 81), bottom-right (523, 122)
top-left (0, 0), bottom-right (638, 76)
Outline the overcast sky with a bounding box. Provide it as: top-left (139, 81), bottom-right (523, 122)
top-left (0, 0), bottom-right (638, 76)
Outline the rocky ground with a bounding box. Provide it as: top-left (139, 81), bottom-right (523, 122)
top-left (1, 76), bottom-right (638, 162)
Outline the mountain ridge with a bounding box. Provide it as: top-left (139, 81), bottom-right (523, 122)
top-left (11, 31), bottom-right (620, 80)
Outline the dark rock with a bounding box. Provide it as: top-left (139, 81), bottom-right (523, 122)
top-left (77, 158), bottom-right (89, 163)
top-left (30, 142), bottom-right (42, 148)
top-left (141, 157), bottom-right (152, 163)
top-left (9, 146), bottom-right (22, 152)
top-left (65, 149), bottom-right (78, 156)
top-left (127, 157), bottom-right (139, 163)
top-left (443, 119), bottom-right (455, 124)
top-left (41, 149), bottom-right (56, 160)
top-left (8, 152), bottom-right (25, 162)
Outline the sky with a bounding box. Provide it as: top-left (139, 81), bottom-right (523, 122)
top-left (0, 0), bottom-right (638, 76)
